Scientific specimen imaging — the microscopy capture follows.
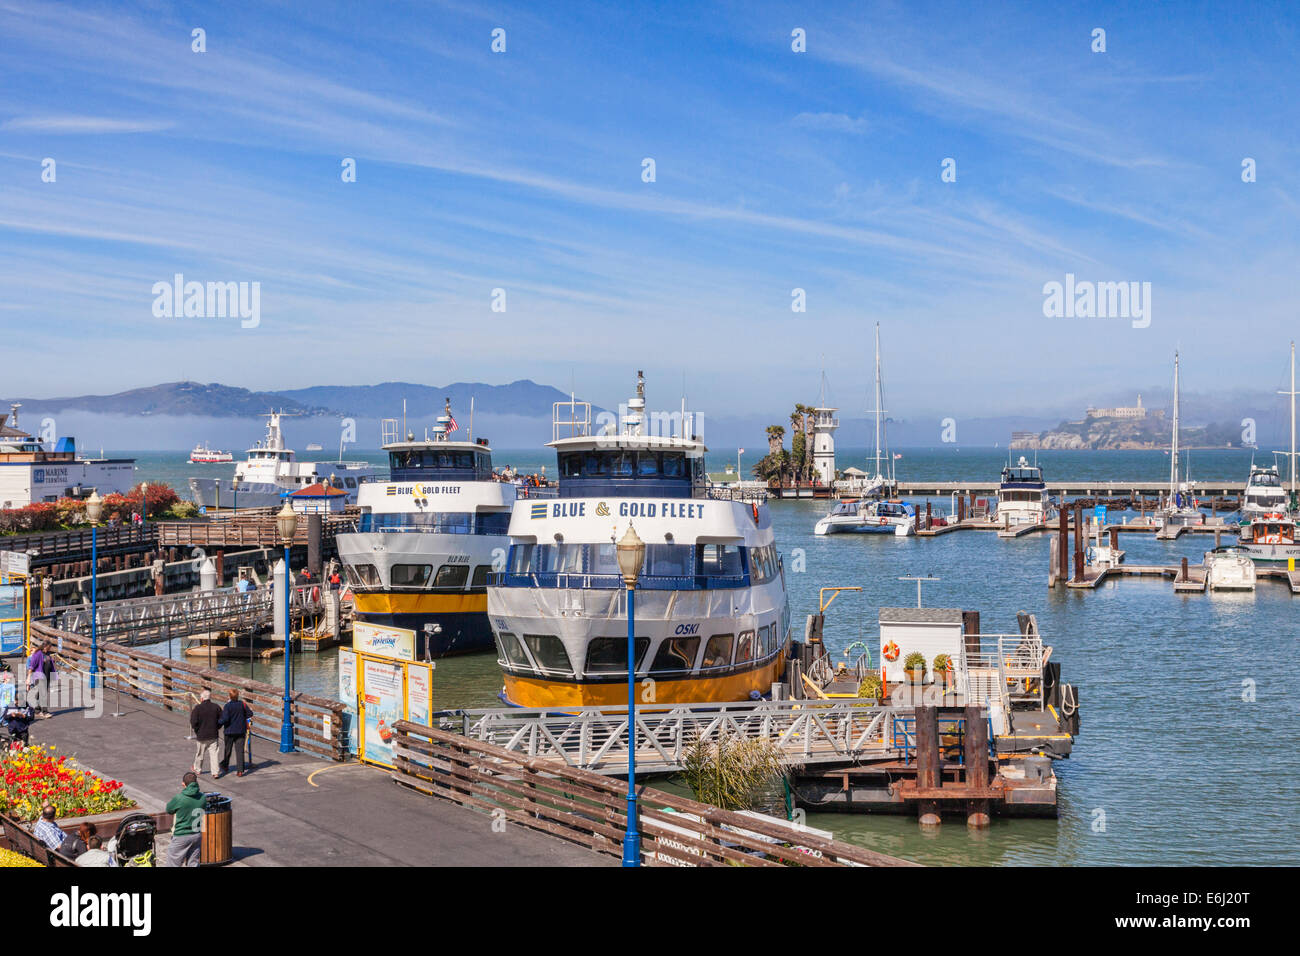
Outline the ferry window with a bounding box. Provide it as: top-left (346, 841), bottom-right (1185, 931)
top-left (698, 544), bottom-right (743, 577)
top-left (662, 453), bottom-right (684, 477)
top-left (346, 563), bottom-right (381, 588)
top-left (508, 544), bottom-right (535, 574)
top-left (650, 636), bottom-right (699, 674)
top-left (433, 564), bottom-right (470, 589)
top-left (561, 454), bottom-right (583, 478)
top-left (584, 637), bottom-right (651, 673)
top-left (646, 544), bottom-right (691, 578)
top-left (757, 625), bottom-right (772, 658)
top-left (496, 632), bottom-right (531, 669)
top-left (637, 452), bottom-right (659, 476)
top-left (702, 634), bottom-right (733, 669)
top-left (735, 630), bottom-right (755, 664)
top-left (330, 477), bottom-right (343, 489)
top-left (345, 477), bottom-right (356, 488)
top-left (477, 512), bottom-right (511, 535)
top-left (556, 543), bottom-right (585, 573)
top-left (522, 634), bottom-right (574, 675)
top-left (587, 543), bottom-right (619, 576)
top-left (471, 566), bottom-right (491, 588)
top-left (611, 452), bottom-right (634, 476)
top-left (391, 564), bottom-right (432, 588)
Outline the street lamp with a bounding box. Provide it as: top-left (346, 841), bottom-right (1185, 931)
top-left (139, 481), bottom-right (147, 534)
top-left (85, 491), bottom-right (103, 690)
top-left (615, 524), bottom-right (646, 867)
top-left (276, 500), bottom-right (299, 753)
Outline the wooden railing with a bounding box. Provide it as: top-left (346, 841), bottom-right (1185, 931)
top-left (31, 622), bottom-right (347, 761)
top-left (390, 721), bottom-right (916, 868)
top-left (154, 514), bottom-right (356, 548)
top-left (0, 524), bottom-right (156, 564)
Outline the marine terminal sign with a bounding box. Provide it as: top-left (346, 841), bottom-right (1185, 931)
top-left (353, 621), bottom-right (416, 661)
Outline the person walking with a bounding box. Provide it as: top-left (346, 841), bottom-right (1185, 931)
top-left (163, 771), bottom-right (204, 867)
top-left (189, 689), bottom-right (222, 776)
top-left (26, 643), bottom-right (54, 717)
top-left (217, 688), bottom-right (253, 778)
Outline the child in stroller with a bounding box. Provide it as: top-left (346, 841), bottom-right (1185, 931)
top-left (111, 813), bottom-right (159, 867)
top-left (2, 701), bottom-right (35, 748)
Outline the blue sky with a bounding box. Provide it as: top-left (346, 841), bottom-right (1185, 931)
top-left (2, 0), bottom-right (1298, 426)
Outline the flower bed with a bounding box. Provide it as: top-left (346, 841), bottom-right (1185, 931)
top-left (0, 745), bottom-right (134, 821)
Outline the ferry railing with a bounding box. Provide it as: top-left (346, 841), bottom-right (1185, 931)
top-left (433, 698), bottom-right (901, 774)
top-left (489, 570), bottom-right (749, 591)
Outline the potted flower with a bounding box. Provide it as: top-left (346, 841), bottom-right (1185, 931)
top-left (932, 653), bottom-right (954, 689)
top-left (902, 651), bottom-right (927, 684)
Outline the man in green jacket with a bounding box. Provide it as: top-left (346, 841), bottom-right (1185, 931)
top-left (163, 771), bottom-right (205, 867)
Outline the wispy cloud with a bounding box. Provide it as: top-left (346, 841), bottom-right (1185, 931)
top-left (2, 115), bottom-right (172, 134)
top-left (792, 112), bottom-right (868, 134)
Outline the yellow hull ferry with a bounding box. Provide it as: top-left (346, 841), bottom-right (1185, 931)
top-left (336, 402), bottom-right (514, 657)
top-left (488, 372), bottom-right (790, 708)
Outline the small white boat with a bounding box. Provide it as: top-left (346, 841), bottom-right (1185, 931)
top-left (815, 498), bottom-right (916, 536)
top-left (1238, 341), bottom-right (1300, 560)
top-left (188, 443), bottom-right (234, 464)
top-left (996, 457), bottom-right (1054, 526)
top-left (1204, 547), bottom-right (1257, 591)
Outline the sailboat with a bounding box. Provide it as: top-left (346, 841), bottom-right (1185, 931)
top-left (1156, 352), bottom-right (1205, 529)
top-left (1238, 342), bottom-right (1300, 562)
top-left (814, 324), bottom-right (914, 536)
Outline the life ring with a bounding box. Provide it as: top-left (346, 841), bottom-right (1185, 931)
top-left (879, 517), bottom-right (888, 526)
top-left (751, 503), bottom-right (760, 523)
top-left (883, 641), bottom-right (900, 662)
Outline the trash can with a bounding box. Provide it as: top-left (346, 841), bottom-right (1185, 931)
top-left (199, 793), bottom-right (233, 866)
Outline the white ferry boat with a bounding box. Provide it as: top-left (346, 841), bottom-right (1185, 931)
top-left (188, 412), bottom-right (375, 509)
top-left (336, 403), bottom-right (514, 657)
top-left (188, 443), bottom-right (234, 464)
top-left (487, 372), bottom-right (791, 708)
top-left (995, 456), bottom-right (1053, 526)
top-left (0, 404), bottom-right (135, 509)
top-left (814, 498), bottom-right (916, 536)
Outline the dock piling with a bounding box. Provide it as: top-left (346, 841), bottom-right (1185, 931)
top-left (963, 704), bottom-right (991, 828)
top-left (1072, 503), bottom-right (1084, 583)
top-left (915, 706), bottom-right (942, 828)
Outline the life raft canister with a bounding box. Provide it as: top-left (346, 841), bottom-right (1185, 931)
top-left (883, 640), bottom-right (900, 662)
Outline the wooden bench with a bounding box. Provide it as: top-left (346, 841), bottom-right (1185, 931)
top-left (0, 812), bottom-right (78, 867)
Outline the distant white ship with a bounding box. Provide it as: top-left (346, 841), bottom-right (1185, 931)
top-left (188, 443), bottom-right (234, 464)
top-left (188, 412), bottom-right (375, 509)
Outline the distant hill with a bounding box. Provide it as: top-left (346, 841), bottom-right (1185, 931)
top-left (5, 379), bottom-right (579, 420)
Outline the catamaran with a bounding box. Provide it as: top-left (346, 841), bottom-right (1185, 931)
top-left (487, 372), bottom-right (791, 708)
top-left (335, 401), bottom-right (514, 657)
top-left (1238, 341), bottom-right (1300, 562)
top-left (814, 324), bottom-right (913, 535)
top-left (1155, 352), bottom-right (1205, 529)
top-left (188, 412), bottom-right (375, 509)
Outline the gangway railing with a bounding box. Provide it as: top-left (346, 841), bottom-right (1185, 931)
top-left (39, 584), bottom-right (328, 645)
top-left (959, 632), bottom-right (1046, 710)
top-left (434, 698), bottom-right (903, 774)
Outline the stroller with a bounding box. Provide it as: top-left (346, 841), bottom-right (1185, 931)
top-left (112, 813), bottom-right (159, 867)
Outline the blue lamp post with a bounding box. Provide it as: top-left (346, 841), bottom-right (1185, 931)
top-left (276, 501), bottom-right (299, 753)
top-left (85, 491), bottom-right (103, 690)
top-left (615, 524), bottom-right (646, 867)
top-left (139, 481), bottom-right (147, 535)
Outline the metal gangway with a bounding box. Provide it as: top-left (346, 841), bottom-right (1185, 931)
top-left (434, 698), bottom-right (906, 775)
top-left (41, 584), bottom-right (329, 646)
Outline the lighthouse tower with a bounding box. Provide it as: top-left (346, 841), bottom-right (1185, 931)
top-left (812, 404), bottom-right (840, 487)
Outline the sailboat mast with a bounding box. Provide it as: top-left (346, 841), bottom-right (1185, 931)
top-left (874, 323), bottom-right (883, 481)
top-left (1170, 352), bottom-right (1180, 494)
top-left (1291, 341), bottom-right (1296, 498)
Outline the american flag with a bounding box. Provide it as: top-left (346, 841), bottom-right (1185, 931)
top-left (447, 414), bottom-right (458, 433)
